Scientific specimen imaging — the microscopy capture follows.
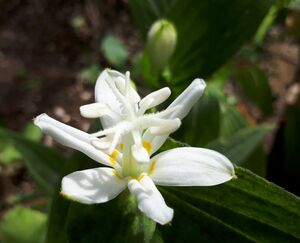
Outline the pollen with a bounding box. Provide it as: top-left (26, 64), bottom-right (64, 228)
top-left (137, 173), bottom-right (145, 181)
top-left (109, 157), bottom-right (116, 166)
top-left (110, 150), bottom-right (118, 158)
top-left (149, 160), bottom-right (156, 175)
top-left (142, 140), bottom-right (152, 154)
top-left (113, 170), bottom-right (123, 180)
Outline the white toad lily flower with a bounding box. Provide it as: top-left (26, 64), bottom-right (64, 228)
top-left (34, 69), bottom-right (236, 225)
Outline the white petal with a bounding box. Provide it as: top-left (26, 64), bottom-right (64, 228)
top-left (143, 79), bottom-right (206, 154)
top-left (61, 167), bottom-right (126, 204)
top-left (35, 113), bottom-right (90, 143)
top-left (131, 144), bottom-right (150, 163)
top-left (138, 87), bottom-right (171, 114)
top-left (167, 78), bottom-right (206, 119)
top-left (80, 103), bottom-right (109, 118)
top-left (34, 114), bottom-right (113, 167)
top-left (150, 147), bottom-right (235, 186)
top-left (95, 69), bottom-right (140, 128)
top-left (149, 118), bottom-right (181, 135)
top-left (128, 175), bottom-right (173, 225)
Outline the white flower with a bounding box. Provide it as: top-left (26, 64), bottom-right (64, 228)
top-left (34, 69), bottom-right (235, 225)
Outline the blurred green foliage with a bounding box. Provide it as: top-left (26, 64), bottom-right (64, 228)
top-left (100, 35), bottom-right (129, 68)
top-left (0, 207), bottom-right (47, 243)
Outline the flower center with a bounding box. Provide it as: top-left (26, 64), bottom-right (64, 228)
top-left (81, 70), bottom-right (181, 177)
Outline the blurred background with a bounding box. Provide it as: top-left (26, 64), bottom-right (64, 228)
top-left (0, 0), bottom-right (300, 242)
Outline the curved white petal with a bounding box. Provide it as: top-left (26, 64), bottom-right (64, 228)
top-left (143, 79), bottom-right (206, 154)
top-left (61, 167), bottom-right (126, 204)
top-left (128, 175), bottom-right (173, 225)
top-left (150, 147), bottom-right (235, 186)
top-left (80, 103), bottom-right (110, 118)
top-left (34, 114), bottom-right (113, 167)
top-left (138, 87), bottom-right (171, 114)
top-left (167, 78), bottom-right (206, 119)
top-left (95, 69), bottom-right (140, 128)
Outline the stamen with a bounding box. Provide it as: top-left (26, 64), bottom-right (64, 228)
top-left (149, 118), bottom-right (181, 135)
top-left (106, 74), bottom-right (134, 118)
top-left (108, 131), bottom-right (122, 154)
top-left (138, 87), bottom-right (171, 115)
top-left (125, 71), bottom-right (130, 97)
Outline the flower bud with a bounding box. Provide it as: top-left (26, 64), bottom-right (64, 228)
top-left (146, 19), bottom-right (177, 72)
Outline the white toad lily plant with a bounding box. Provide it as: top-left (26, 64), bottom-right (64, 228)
top-left (34, 69), bottom-right (236, 225)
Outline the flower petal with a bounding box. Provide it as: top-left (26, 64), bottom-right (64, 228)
top-left (150, 147), bottom-right (235, 186)
top-left (34, 114), bottom-right (113, 167)
top-left (80, 103), bottom-right (110, 118)
top-left (61, 167), bottom-right (126, 204)
top-left (138, 87), bottom-right (171, 114)
top-left (128, 175), bottom-right (173, 225)
top-left (167, 78), bottom-right (206, 119)
top-left (95, 69), bottom-right (140, 128)
top-left (143, 79), bottom-right (206, 154)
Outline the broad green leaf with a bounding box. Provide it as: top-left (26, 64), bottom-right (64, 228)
top-left (207, 124), bottom-right (274, 165)
top-left (168, 0), bottom-right (274, 85)
top-left (129, 0), bottom-right (175, 36)
top-left (242, 146), bottom-right (267, 177)
top-left (100, 35), bottom-right (128, 68)
top-left (159, 166), bottom-right (300, 242)
top-left (66, 193), bottom-right (156, 243)
top-left (234, 62), bottom-right (273, 115)
top-left (220, 105), bottom-right (248, 138)
top-left (0, 206), bottom-right (47, 243)
top-left (130, 0), bottom-right (275, 86)
top-left (0, 128), bottom-right (65, 194)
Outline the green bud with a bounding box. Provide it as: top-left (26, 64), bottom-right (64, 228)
top-left (146, 19), bottom-right (177, 72)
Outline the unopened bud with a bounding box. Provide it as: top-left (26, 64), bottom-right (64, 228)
top-left (147, 19), bottom-right (177, 72)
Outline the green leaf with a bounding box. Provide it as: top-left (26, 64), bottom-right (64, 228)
top-left (160, 166), bottom-right (300, 242)
top-left (129, 0), bottom-right (175, 36)
top-left (79, 64), bottom-right (102, 84)
top-left (207, 124), bottom-right (274, 165)
top-left (254, 0), bottom-right (290, 44)
top-left (220, 105), bottom-right (248, 138)
top-left (66, 193), bottom-right (156, 243)
top-left (0, 206), bottom-right (47, 243)
top-left (234, 62), bottom-right (274, 115)
top-left (130, 0), bottom-right (275, 86)
top-left (100, 35), bottom-right (128, 68)
top-left (0, 128), bottom-right (65, 194)
top-left (22, 122), bottom-right (42, 142)
top-left (0, 143), bottom-right (21, 165)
